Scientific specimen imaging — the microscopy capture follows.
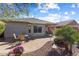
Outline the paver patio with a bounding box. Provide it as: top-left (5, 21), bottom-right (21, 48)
top-left (0, 37), bottom-right (54, 56)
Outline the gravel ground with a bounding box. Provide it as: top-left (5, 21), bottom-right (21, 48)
top-left (72, 45), bottom-right (79, 56)
top-left (22, 41), bottom-right (79, 56)
top-left (22, 41), bottom-right (67, 56)
top-left (22, 41), bottom-right (53, 56)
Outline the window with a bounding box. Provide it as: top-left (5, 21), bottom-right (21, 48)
top-left (38, 27), bottom-right (42, 32)
top-left (34, 26), bottom-right (42, 33)
top-left (28, 29), bottom-right (31, 33)
top-left (34, 26), bottom-right (37, 33)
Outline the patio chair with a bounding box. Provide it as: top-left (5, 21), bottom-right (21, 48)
top-left (24, 33), bottom-right (32, 42)
top-left (13, 33), bottom-right (19, 42)
top-left (13, 33), bottom-right (18, 39)
top-left (25, 34), bottom-right (29, 38)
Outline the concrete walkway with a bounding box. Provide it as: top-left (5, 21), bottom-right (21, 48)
top-left (0, 37), bottom-right (54, 56)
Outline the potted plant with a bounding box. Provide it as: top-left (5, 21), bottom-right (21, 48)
top-left (18, 32), bottom-right (25, 41)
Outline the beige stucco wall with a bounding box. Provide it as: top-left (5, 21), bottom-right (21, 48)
top-left (4, 22), bottom-right (29, 38)
top-left (4, 22), bottom-right (46, 38)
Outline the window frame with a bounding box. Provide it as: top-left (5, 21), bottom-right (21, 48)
top-left (33, 25), bottom-right (42, 33)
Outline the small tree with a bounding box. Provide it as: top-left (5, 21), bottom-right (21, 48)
top-left (55, 25), bottom-right (79, 55)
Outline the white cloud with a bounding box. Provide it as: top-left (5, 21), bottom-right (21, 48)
top-left (38, 17), bottom-right (60, 23)
top-left (38, 3), bottom-right (43, 9)
top-left (63, 16), bottom-right (70, 19)
top-left (38, 3), bottom-right (47, 10)
top-left (77, 21), bottom-right (79, 24)
top-left (37, 3), bottom-right (60, 13)
top-left (71, 11), bottom-right (76, 15)
top-left (71, 4), bottom-right (76, 8)
top-left (40, 10), bottom-right (47, 13)
top-left (30, 15), bottom-right (34, 18)
top-left (48, 13), bottom-right (61, 18)
top-left (71, 3), bottom-right (79, 8)
top-left (37, 13), bottom-right (70, 23)
top-left (76, 3), bottom-right (79, 8)
top-left (64, 11), bottom-right (76, 15)
top-left (37, 14), bottom-right (61, 23)
top-left (64, 12), bottom-right (68, 15)
top-left (45, 3), bottom-right (60, 10)
top-left (38, 3), bottom-right (60, 10)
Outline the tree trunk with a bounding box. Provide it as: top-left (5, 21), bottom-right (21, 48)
top-left (69, 44), bottom-right (73, 56)
top-left (65, 43), bottom-right (69, 54)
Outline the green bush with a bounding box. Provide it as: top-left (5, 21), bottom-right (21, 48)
top-left (0, 21), bottom-right (6, 35)
top-left (54, 25), bottom-right (79, 55)
top-left (55, 25), bottom-right (79, 44)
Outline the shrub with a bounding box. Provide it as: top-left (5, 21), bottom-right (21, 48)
top-left (0, 21), bottom-right (6, 35)
top-left (54, 25), bottom-right (79, 55)
top-left (55, 25), bottom-right (79, 44)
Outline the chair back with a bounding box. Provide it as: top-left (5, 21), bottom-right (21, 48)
top-left (13, 33), bottom-right (17, 39)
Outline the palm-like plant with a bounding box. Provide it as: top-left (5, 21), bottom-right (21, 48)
top-left (55, 25), bottom-right (79, 55)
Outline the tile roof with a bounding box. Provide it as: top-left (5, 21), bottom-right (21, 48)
top-left (55, 20), bottom-right (78, 26)
top-left (0, 18), bottom-right (53, 24)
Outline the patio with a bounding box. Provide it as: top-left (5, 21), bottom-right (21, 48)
top-left (0, 37), bottom-right (54, 56)
top-left (22, 41), bottom-right (79, 56)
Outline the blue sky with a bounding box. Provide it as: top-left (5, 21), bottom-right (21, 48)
top-left (0, 3), bottom-right (79, 23)
top-left (27, 3), bottom-right (79, 23)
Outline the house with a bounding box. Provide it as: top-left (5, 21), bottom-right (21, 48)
top-left (50, 20), bottom-right (79, 32)
top-left (0, 18), bottom-right (52, 38)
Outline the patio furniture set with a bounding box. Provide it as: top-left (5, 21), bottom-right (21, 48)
top-left (13, 33), bottom-right (30, 42)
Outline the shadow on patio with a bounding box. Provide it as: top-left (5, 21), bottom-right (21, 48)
top-left (22, 41), bottom-right (69, 56)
